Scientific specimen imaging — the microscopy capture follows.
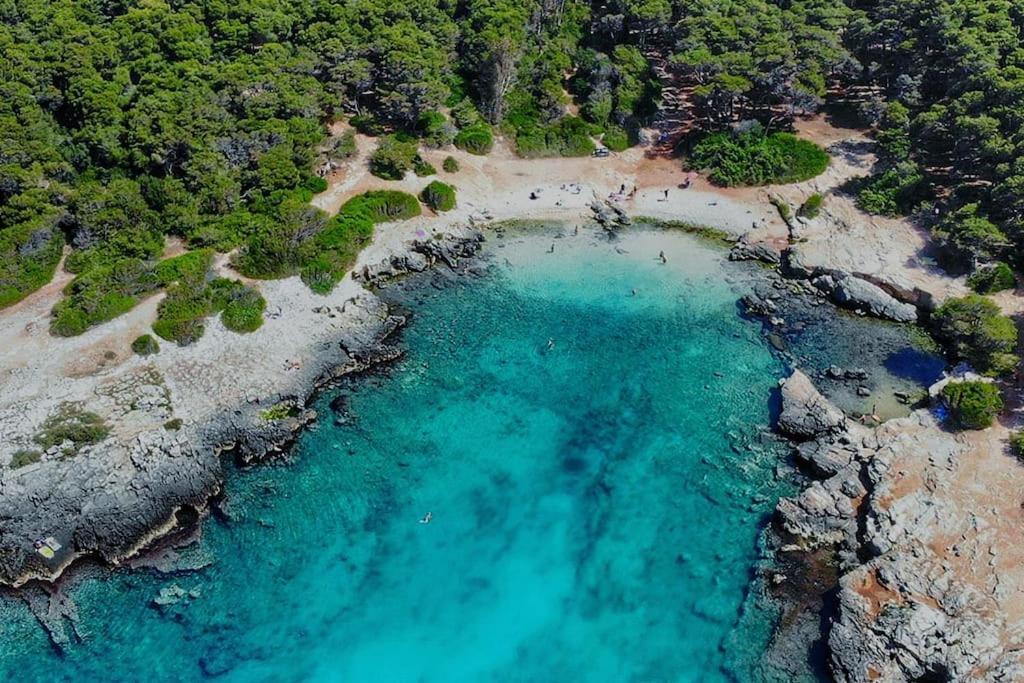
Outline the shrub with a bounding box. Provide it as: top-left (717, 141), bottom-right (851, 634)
top-left (933, 204), bottom-right (1009, 272)
top-left (153, 286), bottom-right (210, 345)
top-left (50, 256), bottom-right (163, 336)
top-left (443, 156), bottom-right (459, 173)
top-left (691, 127), bottom-right (829, 186)
top-left (332, 130), bottom-right (357, 159)
top-left (303, 175), bottom-right (328, 194)
top-left (1010, 430), bottom-right (1024, 457)
top-left (417, 111), bottom-right (454, 148)
top-left (798, 193), bottom-right (824, 219)
top-left (941, 381), bottom-right (1003, 430)
top-left (511, 116), bottom-right (596, 158)
top-left (154, 249), bottom-right (213, 287)
top-left (350, 114), bottom-right (385, 136)
top-left (209, 279), bottom-right (266, 333)
top-left (421, 181), bottom-right (456, 212)
top-left (931, 294), bottom-right (1019, 375)
top-left (131, 334), bottom-right (160, 356)
top-left (454, 124), bottom-right (493, 155)
top-left (341, 190), bottom-right (421, 222)
top-left (10, 449), bottom-right (42, 469)
top-left (602, 125), bottom-right (632, 152)
top-left (450, 100), bottom-right (482, 129)
top-left (261, 402), bottom-right (299, 421)
top-left (369, 135), bottom-right (419, 180)
top-left (164, 418), bottom-right (183, 431)
top-left (413, 156), bottom-right (437, 177)
top-left (856, 162), bottom-right (924, 216)
top-left (968, 262), bottom-right (1016, 294)
top-left (34, 403), bottom-right (110, 456)
top-left (0, 214), bottom-right (64, 310)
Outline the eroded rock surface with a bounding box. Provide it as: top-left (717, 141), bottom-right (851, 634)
top-left (774, 373), bottom-right (1024, 681)
top-left (0, 229), bottom-right (482, 586)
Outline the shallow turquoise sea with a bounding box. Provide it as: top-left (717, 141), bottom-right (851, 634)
top-left (0, 225), bottom-right (938, 682)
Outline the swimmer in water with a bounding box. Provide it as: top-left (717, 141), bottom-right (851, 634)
top-left (419, 512), bottom-right (433, 524)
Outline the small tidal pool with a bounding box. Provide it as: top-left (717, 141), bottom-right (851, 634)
top-left (0, 224), bottom-right (942, 682)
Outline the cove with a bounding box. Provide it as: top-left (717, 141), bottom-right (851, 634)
top-left (0, 224), bottom-right (940, 682)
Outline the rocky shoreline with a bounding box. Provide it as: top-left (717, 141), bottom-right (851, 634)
top-left (769, 367), bottom-right (1024, 681)
top-left (0, 229), bottom-right (484, 591)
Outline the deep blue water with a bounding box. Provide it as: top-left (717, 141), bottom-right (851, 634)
top-left (0, 225), bottom-right (940, 682)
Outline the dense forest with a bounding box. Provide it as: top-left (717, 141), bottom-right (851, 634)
top-left (0, 0), bottom-right (1022, 342)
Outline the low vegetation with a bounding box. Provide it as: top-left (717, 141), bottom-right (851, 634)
top-left (421, 181), bottom-right (457, 212)
top-left (261, 403), bottom-right (299, 421)
top-left (968, 263), bottom-right (1016, 294)
top-left (690, 125), bottom-right (829, 187)
top-left (931, 295), bottom-right (1019, 376)
top-left (131, 334), bottom-right (160, 356)
top-left (442, 156), bottom-right (460, 173)
top-left (33, 404), bottom-right (110, 457)
top-left (941, 381), bottom-right (1003, 430)
top-left (153, 278), bottom-right (266, 345)
top-left (798, 193), bottom-right (824, 219)
top-left (1010, 430), bottom-right (1024, 459)
top-left (507, 115), bottom-right (595, 158)
top-left (370, 136), bottom-right (420, 180)
top-left (10, 449), bottom-right (42, 469)
top-left (453, 124), bottom-right (494, 156)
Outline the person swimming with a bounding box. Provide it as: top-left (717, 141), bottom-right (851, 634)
top-left (419, 512), bottom-right (433, 524)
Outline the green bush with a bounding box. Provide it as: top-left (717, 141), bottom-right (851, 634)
top-left (421, 181), bottom-right (456, 212)
top-left (856, 162), bottom-right (924, 216)
top-left (10, 449), bottom-right (42, 469)
top-left (341, 190), bottom-right (421, 222)
top-left (691, 127), bottom-right (829, 186)
top-left (413, 156), bottom-right (437, 177)
top-left (34, 404), bottom-right (110, 456)
top-left (154, 249), bottom-right (213, 287)
top-left (511, 116), bottom-right (596, 158)
top-left (153, 286), bottom-right (209, 345)
top-left (370, 135), bottom-right (419, 180)
top-left (602, 125), bottom-right (632, 152)
top-left (50, 256), bottom-right (165, 336)
top-left (164, 418), bottom-right (183, 431)
top-left (332, 130), bottom-right (357, 159)
top-left (417, 111), bottom-right (453, 147)
top-left (968, 262), bottom-right (1016, 294)
top-left (131, 334), bottom-right (160, 356)
top-left (454, 124), bottom-right (494, 155)
top-left (798, 193), bottom-right (824, 219)
top-left (0, 214), bottom-right (64, 310)
top-left (443, 156), bottom-right (460, 173)
top-left (450, 100), bottom-right (482, 129)
top-left (933, 204), bottom-right (1009, 272)
top-left (931, 294), bottom-right (1019, 375)
top-left (350, 114), bottom-right (386, 136)
top-left (1010, 430), bottom-right (1024, 457)
top-left (941, 381), bottom-right (1003, 430)
top-left (209, 279), bottom-right (266, 333)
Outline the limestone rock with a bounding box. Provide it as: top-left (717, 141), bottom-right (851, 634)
top-left (777, 370), bottom-right (846, 439)
top-left (811, 272), bottom-right (918, 323)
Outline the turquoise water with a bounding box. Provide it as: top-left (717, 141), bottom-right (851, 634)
top-left (1, 226), bottom-right (855, 681)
